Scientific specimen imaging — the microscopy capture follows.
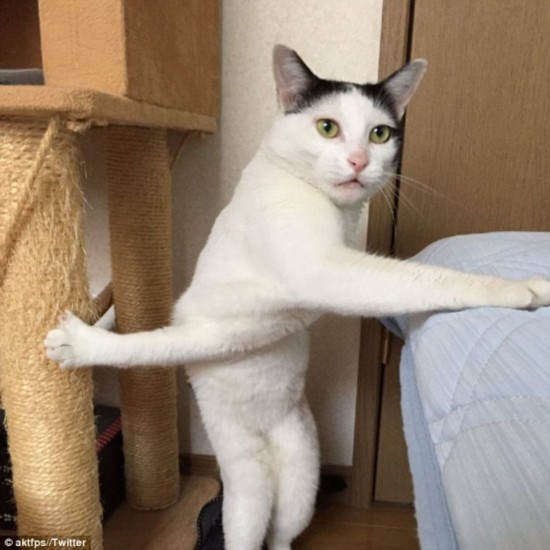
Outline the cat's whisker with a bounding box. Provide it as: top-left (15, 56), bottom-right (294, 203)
top-left (382, 171), bottom-right (437, 195)
top-left (397, 177), bottom-right (446, 200)
top-left (382, 182), bottom-right (425, 221)
top-left (383, 171), bottom-right (461, 208)
top-left (377, 185), bottom-right (397, 225)
top-left (394, 175), bottom-right (433, 193)
top-left (397, 191), bottom-right (424, 219)
top-left (380, 182), bottom-right (422, 224)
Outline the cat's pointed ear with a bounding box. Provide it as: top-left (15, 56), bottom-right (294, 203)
top-left (381, 59), bottom-right (427, 119)
top-left (273, 45), bottom-right (316, 111)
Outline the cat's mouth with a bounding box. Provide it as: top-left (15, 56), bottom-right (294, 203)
top-left (337, 178), bottom-right (364, 190)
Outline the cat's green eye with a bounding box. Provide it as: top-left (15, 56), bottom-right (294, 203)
top-left (369, 125), bottom-right (392, 144)
top-left (316, 119), bottom-right (340, 139)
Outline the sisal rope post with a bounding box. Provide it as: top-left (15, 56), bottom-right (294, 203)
top-left (106, 126), bottom-right (180, 510)
top-left (0, 116), bottom-right (102, 548)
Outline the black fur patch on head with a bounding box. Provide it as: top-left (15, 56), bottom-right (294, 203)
top-left (285, 78), bottom-right (352, 114)
top-left (359, 83), bottom-right (401, 125)
top-left (285, 78), bottom-right (402, 128)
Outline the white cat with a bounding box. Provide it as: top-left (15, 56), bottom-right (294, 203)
top-left (45, 45), bottom-right (550, 550)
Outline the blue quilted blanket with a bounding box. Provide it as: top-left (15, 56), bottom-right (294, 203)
top-left (385, 232), bottom-right (550, 550)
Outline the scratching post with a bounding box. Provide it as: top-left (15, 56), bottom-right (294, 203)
top-left (106, 126), bottom-right (180, 510)
top-left (0, 117), bottom-right (102, 547)
top-left (0, 1), bottom-right (219, 540)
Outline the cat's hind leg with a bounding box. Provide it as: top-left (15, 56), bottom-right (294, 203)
top-left (205, 418), bottom-right (276, 550)
top-left (266, 400), bottom-right (320, 550)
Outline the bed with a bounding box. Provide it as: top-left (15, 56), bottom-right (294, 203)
top-left (384, 231), bottom-right (550, 550)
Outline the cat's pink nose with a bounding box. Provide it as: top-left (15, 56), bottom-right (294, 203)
top-left (347, 152), bottom-right (368, 173)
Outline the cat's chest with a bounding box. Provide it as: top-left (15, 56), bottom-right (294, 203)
top-left (340, 207), bottom-right (365, 249)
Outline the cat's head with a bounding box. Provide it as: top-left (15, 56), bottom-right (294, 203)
top-left (263, 45), bottom-right (426, 207)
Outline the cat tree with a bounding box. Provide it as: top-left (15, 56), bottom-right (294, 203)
top-left (0, 1), bottom-right (219, 548)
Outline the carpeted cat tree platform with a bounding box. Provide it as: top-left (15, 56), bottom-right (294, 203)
top-left (0, 1), bottom-right (220, 548)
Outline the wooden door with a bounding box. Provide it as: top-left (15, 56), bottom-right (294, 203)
top-left (396, 0), bottom-right (550, 257)
top-left (354, 0), bottom-right (550, 507)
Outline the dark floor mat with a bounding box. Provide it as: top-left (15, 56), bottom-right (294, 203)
top-left (196, 494), bottom-right (268, 550)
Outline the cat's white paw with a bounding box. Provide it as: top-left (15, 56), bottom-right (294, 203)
top-left (523, 278), bottom-right (550, 308)
top-left (44, 311), bottom-right (96, 369)
top-left (497, 278), bottom-right (550, 309)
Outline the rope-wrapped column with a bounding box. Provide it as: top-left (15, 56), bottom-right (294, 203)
top-left (106, 126), bottom-right (179, 510)
top-left (0, 117), bottom-right (102, 547)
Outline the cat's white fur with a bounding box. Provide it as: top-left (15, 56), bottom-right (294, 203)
top-left (45, 46), bottom-right (550, 550)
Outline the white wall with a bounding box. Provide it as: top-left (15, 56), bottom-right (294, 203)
top-left (90, 0), bottom-right (384, 467)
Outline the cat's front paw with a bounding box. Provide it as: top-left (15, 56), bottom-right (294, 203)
top-left (523, 278), bottom-right (550, 308)
top-left (44, 311), bottom-right (96, 369)
top-left (499, 278), bottom-right (550, 309)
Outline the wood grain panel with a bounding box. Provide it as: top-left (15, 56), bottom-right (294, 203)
top-left (354, 0), bottom-right (413, 508)
top-left (374, 337), bottom-right (414, 504)
top-left (296, 505), bottom-right (419, 550)
top-left (395, 0), bottom-right (550, 257)
top-left (0, 1), bottom-right (42, 68)
top-left (39, 0), bottom-right (220, 116)
top-left (367, 0), bottom-right (413, 256)
top-left (352, 319), bottom-right (386, 507)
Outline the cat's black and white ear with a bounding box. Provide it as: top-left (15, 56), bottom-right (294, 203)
top-left (381, 59), bottom-right (427, 119)
top-left (273, 45), bottom-right (426, 117)
top-left (273, 45), bottom-right (316, 111)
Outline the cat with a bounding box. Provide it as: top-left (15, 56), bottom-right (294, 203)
top-left (45, 45), bottom-right (550, 550)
